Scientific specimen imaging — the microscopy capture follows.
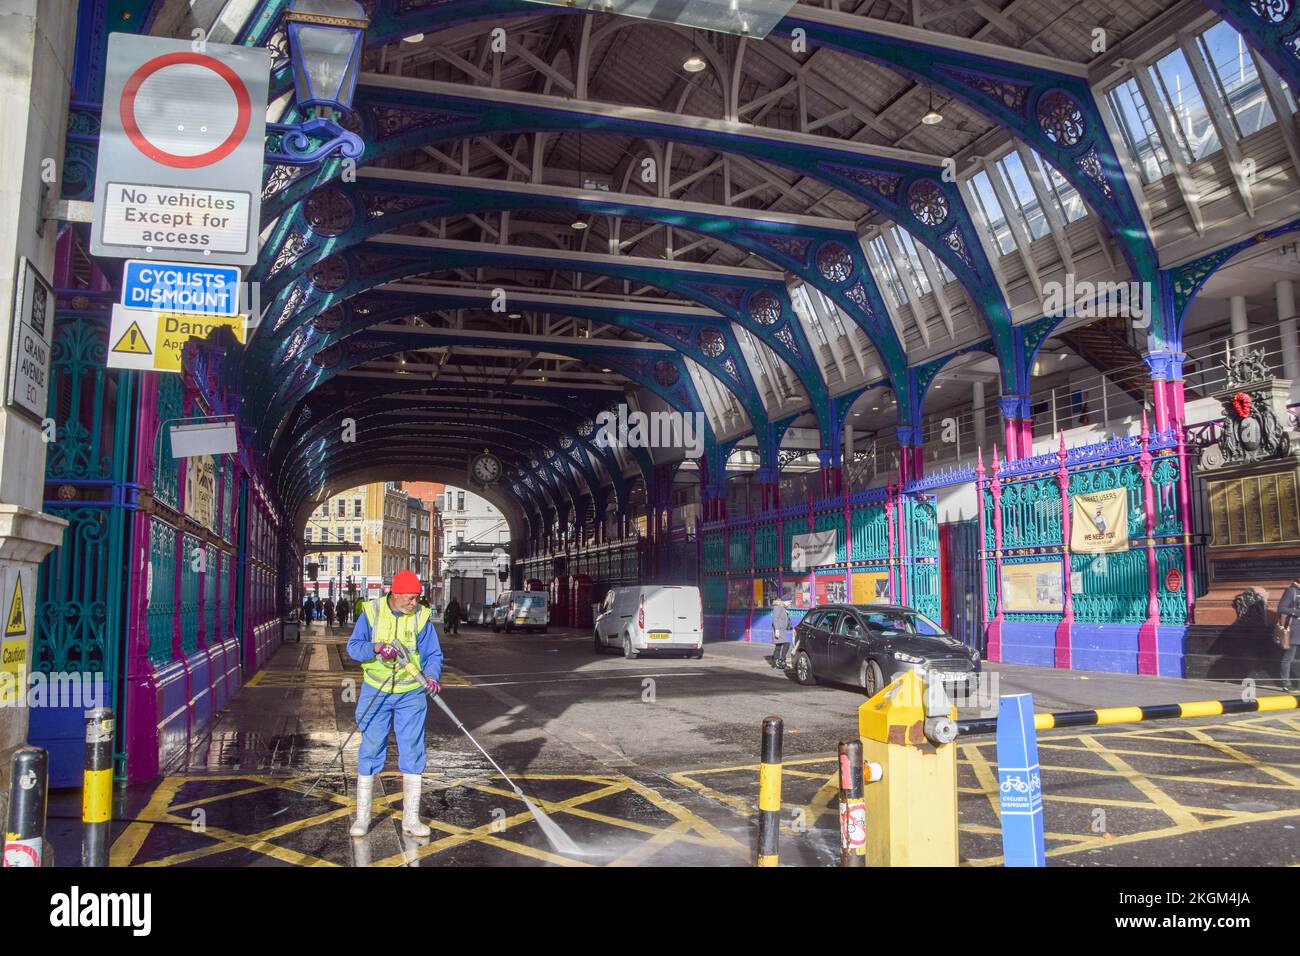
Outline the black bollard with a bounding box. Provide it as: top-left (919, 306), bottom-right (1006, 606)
top-left (82, 707), bottom-right (114, 867)
top-left (3, 746), bottom-right (48, 867)
top-left (837, 739), bottom-right (866, 867)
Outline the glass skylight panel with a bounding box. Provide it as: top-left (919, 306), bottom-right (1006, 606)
top-left (968, 171), bottom-right (1016, 255)
top-left (867, 236), bottom-right (909, 305)
top-left (893, 228), bottom-right (933, 296)
top-left (1027, 149), bottom-right (1087, 223)
top-left (996, 151), bottom-right (1049, 241)
top-left (1107, 77), bottom-right (1173, 183)
top-left (1151, 47), bottom-right (1221, 161)
top-left (1198, 20), bottom-right (1275, 139)
top-left (790, 283), bottom-right (829, 345)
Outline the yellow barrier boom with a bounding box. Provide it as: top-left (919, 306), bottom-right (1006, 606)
top-left (956, 692), bottom-right (1299, 736)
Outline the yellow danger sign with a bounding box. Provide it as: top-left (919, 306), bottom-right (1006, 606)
top-left (153, 313), bottom-right (246, 372)
top-left (107, 304), bottom-right (247, 374)
top-left (112, 320), bottom-right (152, 355)
top-left (6, 574), bottom-right (25, 636)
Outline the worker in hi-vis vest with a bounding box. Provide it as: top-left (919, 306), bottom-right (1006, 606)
top-left (346, 569), bottom-right (443, 837)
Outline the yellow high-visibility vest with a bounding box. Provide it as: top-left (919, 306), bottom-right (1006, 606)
top-left (361, 598), bottom-right (432, 693)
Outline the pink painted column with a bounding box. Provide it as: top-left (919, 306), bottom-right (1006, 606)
top-left (975, 450), bottom-right (991, 651)
top-left (125, 373), bottom-right (160, 781)
top-left (986, 447), bottom-right (1005, 662)
top-left (843, 477), bottom-right (852, 594)
top-left (745, 518), bottom-right (756, 641)
top-left (1055, 434), bottom-right (1074, 669)
top-left (1175, 424), bottom-right (1195, 624)
top-left (1137, 414), bottom-right (1161, 675)
top-left (885, 484), bottom-right (897, 602)
top-left (896, 488), bottom-right (909, 605)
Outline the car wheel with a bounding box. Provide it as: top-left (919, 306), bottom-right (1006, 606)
top-left (792, 650), bottom-right (816, 686)
top-left (623, 635), bottom-right (638, 660)
top-left (862, 659), bottom-right (884, 697)
top-left (540, 627), bottom-right (548, 634)
top-left (692, 648), bottom-right (704, 660)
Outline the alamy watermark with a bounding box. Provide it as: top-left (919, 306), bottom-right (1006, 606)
top-left (1043, 274), bottom-right (1153, 329)
top-left (595, 403), bottom-right (705, 458)
top-left (0, 670), bottom-right (107, 710)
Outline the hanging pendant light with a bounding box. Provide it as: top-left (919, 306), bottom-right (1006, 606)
top-left (683, 30), bottom-right (706, 73)
top-left (921, 88), bottom-right (944, 126)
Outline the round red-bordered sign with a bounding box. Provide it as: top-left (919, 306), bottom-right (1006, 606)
top-left (1165, 568), bottom-right (1182, 593)
top-left (119, 52), bottom-right (251, 169)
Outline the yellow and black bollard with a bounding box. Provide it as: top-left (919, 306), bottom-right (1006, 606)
top-left (3, 746), bottom-right (48, 867)
top-left (757, 715), bottom-right (783, 867)
top-left (82, 707), bottom-right (114, 867)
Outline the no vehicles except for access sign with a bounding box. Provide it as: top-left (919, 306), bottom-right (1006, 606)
top-left (90, 35), bottom-right (268, 267)
top-left (101, 184), bottom-right (250, 256)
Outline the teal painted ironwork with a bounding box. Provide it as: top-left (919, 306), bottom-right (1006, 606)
top-left (999, 478), bottom-right (1062, 550)
top-left (179, 533), bottom-right (200, 655)
top-left (851, 504), bottom-right (889, 562)
top-left (147, 519), bottom-right (177, 664)
top-left (754, 524), bottom-right (779, 569)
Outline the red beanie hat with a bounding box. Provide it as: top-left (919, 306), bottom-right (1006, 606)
top-left (391, 570), bottom-right (422, 594)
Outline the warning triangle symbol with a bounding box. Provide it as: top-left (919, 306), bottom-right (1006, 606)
top-left (112, 321), bottom-right (151, 355)
top-left (6, 576), bottom-right (25, 636)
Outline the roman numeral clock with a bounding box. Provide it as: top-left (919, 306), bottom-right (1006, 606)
top-left (470, 449), bottom-right (503, 487)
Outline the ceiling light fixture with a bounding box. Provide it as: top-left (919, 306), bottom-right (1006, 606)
top-left (402, 32), bottom-right (425, 43)
top-left (508, 312), bottom-right (522, 319)
top-left (684, 29), bottom-right (706, 73)
top-left (921, 88), bottom-right (944, 126)
top-left (570, 219), bottom-right (589, 230)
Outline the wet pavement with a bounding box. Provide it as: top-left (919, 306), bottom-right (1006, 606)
top-left (44, 622), bottom-right (1300, 866)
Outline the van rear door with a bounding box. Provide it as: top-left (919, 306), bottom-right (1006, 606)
top-left (673, 587), bottom-right (702, 639)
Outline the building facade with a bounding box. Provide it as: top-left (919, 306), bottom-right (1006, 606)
top-left (303, 482), bottom-right (408, 600)
top-left (440, 485), bottom-right (511, 608)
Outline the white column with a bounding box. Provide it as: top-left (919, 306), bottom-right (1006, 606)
top-left (1230, 295), bottom-right (1250, 352)
top-left (0, 0), bottom-right (76, 801)
top-left (1277, 281), bottom-right (1299, 399)
top-left (972, 380), bottom-right (987, 451)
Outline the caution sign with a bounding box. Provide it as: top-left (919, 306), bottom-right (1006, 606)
top-left (6, 574), bottom-right (25, 636)
top-left (107, 304), bottom-right (246, 373)
top-left (1, 569), bottom-right (27, 707)
top-left (112, 320), bottom-right (152, 356)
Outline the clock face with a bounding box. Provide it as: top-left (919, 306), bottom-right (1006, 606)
top-left (472, 454), bottom-right (502, 484)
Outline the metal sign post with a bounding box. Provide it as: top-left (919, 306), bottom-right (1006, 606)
top-left (91, 34), bottom-right (269, 267)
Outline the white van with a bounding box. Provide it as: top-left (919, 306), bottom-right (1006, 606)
top-left (593, 586), bottom-right (703, 659)
top-left (492, 591), bottom-right (549, 633)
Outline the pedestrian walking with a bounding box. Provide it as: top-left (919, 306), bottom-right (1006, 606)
top-left (770, 598), bottom-right (792, 669)
top-left (1277, 576), bottom-right (1300, 692)
top-left (323, 598), bottom-right (336, 628)
top-left (444, 598), bottom-right (462, 637)
top-left (303, 596), bottom-right (315, 623)
top-left (346, 569), bottom-right (443, 837)
top-left (336, 599), bottom-right (350, 628)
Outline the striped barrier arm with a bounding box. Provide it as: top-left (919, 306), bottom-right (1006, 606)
top-left (957, 693), bottom-right (1299, 737)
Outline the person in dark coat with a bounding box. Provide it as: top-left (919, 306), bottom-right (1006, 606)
top-left (770, 599), bottom-right (792, 669)
top-left (302, 596), bottom-right (315, 622)
top-left (444, 598), bottom-right (462, 636)
top-left (336, 599), bottom-right (350, 628)
top-left (323, 598), bottom-right (336, 627)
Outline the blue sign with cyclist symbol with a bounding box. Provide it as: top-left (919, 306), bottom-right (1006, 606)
top-left (996, 693), bottom-right (1046, 866)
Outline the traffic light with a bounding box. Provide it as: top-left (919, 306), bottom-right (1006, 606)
top-left (307, 562), bottom-right (319, 581)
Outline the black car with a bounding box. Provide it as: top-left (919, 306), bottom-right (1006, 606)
top-left (786, 603), bottom-right (980, 696)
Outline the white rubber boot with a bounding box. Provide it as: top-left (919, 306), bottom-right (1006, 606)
top-left (349, 775), bottom-right (375, 837)
top-left (402, 773), bottom-right (431, 836)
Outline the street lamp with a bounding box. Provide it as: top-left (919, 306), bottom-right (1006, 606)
top-left (268, 0), bottom-right (369, 165)
top-left (285, 0), bottom-right (368, 113)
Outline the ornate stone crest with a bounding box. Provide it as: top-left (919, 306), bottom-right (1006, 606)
top-left (1201, 346), bottom-right (1295, 469)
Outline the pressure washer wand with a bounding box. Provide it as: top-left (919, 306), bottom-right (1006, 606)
top-left (391, 645), bottom-right (585, 856)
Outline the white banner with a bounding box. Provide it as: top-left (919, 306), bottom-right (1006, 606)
top-left (791, 530), bottom-right (837, 571)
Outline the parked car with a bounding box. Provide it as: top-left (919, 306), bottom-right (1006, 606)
top-left (594, 585), bottom-right (703, 659)
top-left (786, 603), bottom-right (979, 695)
top-left (492, 591), bottom-right (549, 633)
